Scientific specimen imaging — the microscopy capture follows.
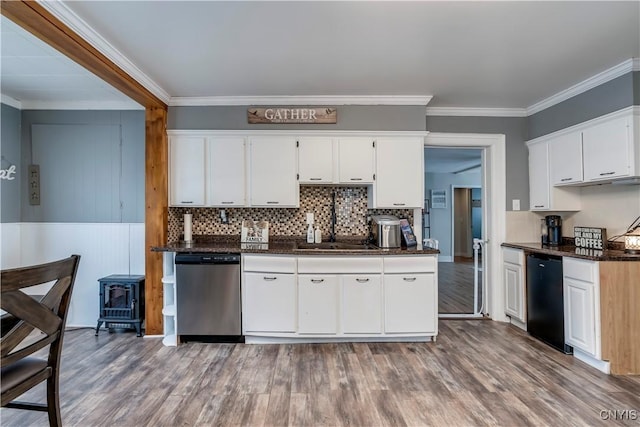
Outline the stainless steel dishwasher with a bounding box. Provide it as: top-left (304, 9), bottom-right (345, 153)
top-left (175, 253), bottom-right (241, 340)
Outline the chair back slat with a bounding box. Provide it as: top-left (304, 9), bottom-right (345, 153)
top-left (1, 290), bottom-right (62, 336)
top-left (1, 333), bottom-right (57, 367)
top-left (0, 255), bottom-right (80, 366)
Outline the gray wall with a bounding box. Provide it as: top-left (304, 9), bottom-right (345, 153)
top-left (1, 104), bottom-right (21, 223)
top-left (20, 110), bottom-right (145, 223)
top-left (528, 71), bottom-right (638, 139)
top-left (425, 116), bottom-right (529, 212)
top-left (169, 105), bottom-right (427, 131)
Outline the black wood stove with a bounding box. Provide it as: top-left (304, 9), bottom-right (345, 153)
top-left (95, 274), bottom-right (145, 337)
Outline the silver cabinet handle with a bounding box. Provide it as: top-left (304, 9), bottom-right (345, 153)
top-left (356, 278), bottom-right (370, 283)
top-left (393, 203), bottom-right (406, 206)
top-left (560, 178), bottom-right (572, 182)
top-left (221, 201), bottom-right (234, 204)
top-left (534, 205), bottom-right (545, 208)
top-left (403, 277), bottom-right (417, 282)
top-left (181, 201), bottom-right (193, 204)
top-left (263, 276), bottom-right (277, 281)
top-left (266, 201), bottom-right (279, 204)
top-left (599, 171), bottom-right (615, 176)
top-left (310, 278), bottom-right (325, 283)
top-left (309, 178), bottom-right (322, 181)
top-left (350, 178), bottom-right (363, 181)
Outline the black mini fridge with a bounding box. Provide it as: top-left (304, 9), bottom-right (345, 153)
top-left (526, 254), bottom-right (573, 354)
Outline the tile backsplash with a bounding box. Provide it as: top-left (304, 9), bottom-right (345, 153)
top-left (168, 186), bottom-right (413, 242)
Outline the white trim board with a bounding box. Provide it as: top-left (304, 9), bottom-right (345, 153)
top-left (1, 94), bottom-right (22, 109)
top-left (170, 95), bottom-right (434, 107)
top-left (425, 133), bottom-right (507, 323)
top-left (426, 107), bottom-right (527, 117)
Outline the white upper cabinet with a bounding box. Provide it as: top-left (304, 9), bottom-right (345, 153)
top-left (582, 115), bottom-right (633, 182)
top-left (298, 137), bottom-right (334, 183)
top-left (249, 136), bottom-right (299, 207)
top-left (528, 141), bottom-right (550, 210)
top-left (549, 131), bottom-right (583, 185)
top-left (528, 140), bottom-right (581, 211)
top-left (207, 137), bottom-right (246, 207)
top-left (169, 136), bottom-right (206, 206)
top-left (337, 137), bottom-right (375, 183)
top-left (374, 137), bottom-right (424, 208)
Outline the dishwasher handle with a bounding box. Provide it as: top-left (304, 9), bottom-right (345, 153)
top-left (175, 253), bottom-right (240, 264)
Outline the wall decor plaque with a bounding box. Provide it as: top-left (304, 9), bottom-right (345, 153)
top-left (241, 220), bottom-right (269, 243)
top-left (574, 226), bottom-right (607, 249)
top-left (248, 107), bottom-right (337, 124)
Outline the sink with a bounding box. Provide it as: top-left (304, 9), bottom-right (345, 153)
top-left (295, 242), bottom-right (377, 251)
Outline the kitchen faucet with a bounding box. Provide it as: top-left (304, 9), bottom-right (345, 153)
top-left (329, 189), bottom-right (337, 242)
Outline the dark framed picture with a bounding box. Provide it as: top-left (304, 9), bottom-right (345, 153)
top-left (399, 219), bottom-right (417, 247)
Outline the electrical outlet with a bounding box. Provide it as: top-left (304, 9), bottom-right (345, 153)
top-left (28, 164), bottom-right (40, 206)
top-left (512, 199), bottom-right (520, 211)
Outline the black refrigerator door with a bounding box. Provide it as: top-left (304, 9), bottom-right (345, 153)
top-left (526, 254), bottom-right (572, 354)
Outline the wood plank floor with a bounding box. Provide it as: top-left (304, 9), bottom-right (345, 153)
top-left (439, 261), bottom-right (483, 314)
top-left (2, 321), bottom-right (639, 427)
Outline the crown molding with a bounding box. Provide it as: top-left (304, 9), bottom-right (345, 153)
top-left (169, 95), bottom-right (433, 107)
top-left (425, 107), bottom-right (527, 117)
top-left (526, 58), bottom-right (639, 116)
top-left (1, 94), bottom-right (23, 110)
top-left (37, 0), bottom-right (171, 104)
top-left (19, 100), bottom-right (145, 111)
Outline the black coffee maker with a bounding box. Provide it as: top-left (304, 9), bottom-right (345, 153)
top-left (542, 215), bottom-right (562, 246)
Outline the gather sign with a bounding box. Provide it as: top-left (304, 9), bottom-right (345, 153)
top-left (248, 107), bottom-right (337, 124)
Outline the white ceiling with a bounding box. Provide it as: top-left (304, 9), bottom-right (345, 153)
top-left (425, 148), bottom-right (482, 174)
top-left (0, 16), bottom-right (141, 109)
top-left (1, 1), bottom-right (639, 111)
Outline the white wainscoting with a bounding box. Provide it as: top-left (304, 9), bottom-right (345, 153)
top-left (1, 223), bottom-right (145, 327)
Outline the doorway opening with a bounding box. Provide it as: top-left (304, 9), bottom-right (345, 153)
top-left (425, 148), bottom-right (483, 316)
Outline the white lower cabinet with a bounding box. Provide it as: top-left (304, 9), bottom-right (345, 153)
top-left (242, 254), bottom-right (438, 341)
top-left (341, 275), bottom-right (382, 334)
top-left (298, 275), bottom-right (339, 334)
top-left (563, 257), bottom-right (599, 358)
top-left (502, 248), bottom-right (526, 325)
top-left (243, 272), bottom-right (296, 333)
top-left (384, 273), bottom-right (436, 333)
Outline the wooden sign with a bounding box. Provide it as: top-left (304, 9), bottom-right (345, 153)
top-left (574, 226), bottom-right (607, 249)
top-left (248, 107), bottom-right (337, 124)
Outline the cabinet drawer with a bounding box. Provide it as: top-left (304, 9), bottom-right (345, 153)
top-left (242, 255), bottom-right (296, 273)
top-left (563, 257), bottom-right (597, 283)
top-left (297, 256), bottom-right (382, 273)
top-left (502, 248), bottom-right (524, 266)
top-left (383, 256), bottom-right (436, 273)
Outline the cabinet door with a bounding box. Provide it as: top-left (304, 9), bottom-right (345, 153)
top-left (338, 138), bottom-right (375, 183)
top-left (564, 277), bottom-right (596, 355)
top-left (169, 136), bottom-right (206, 206)
top-left (298, 137), bottom-right (334, 183)
top-left (249, 137), bottom-right (299, 207)
top-left (528, 141), bottom-right (549, 210)
top-left (583, 116), bottom-right (631, 181)
top-left (243, 273), bottom-right (296, 333)
top-left (342, 275), bottom-right (382, 334)
top-left (375, 138), bottom-right (423, 208)
top-left (207, 137), bottom-right (246, 206)
top-left (549, 132), bottom-right (583, 185)
top-left (503, 262), bottom-right (525, 322)
top-left (384, 273), bottom-right (436, 333)
top-left (298, 275), bottom-right (338, 334)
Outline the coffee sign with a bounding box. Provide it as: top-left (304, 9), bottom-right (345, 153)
top-left (574, 226), bottom-right (607, 249)
top-left (248, 107), bottom-right (337, 124)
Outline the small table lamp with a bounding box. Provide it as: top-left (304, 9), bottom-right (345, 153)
top-left (624, 229), bottom-right (640, 254)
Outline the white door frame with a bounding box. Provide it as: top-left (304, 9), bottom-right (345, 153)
top-left (425, 133), bottom-right (507, 322)
top-left (451, 184), bottom-right (482, 260)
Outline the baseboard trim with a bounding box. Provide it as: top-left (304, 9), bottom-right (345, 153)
top-left (573, 348), bottom-right (610, 374)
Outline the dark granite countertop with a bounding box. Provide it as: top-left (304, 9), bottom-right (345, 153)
top-left (152, 235), bottom-right (439, 256)
top-left (501, 242), bottom-right (640, 262)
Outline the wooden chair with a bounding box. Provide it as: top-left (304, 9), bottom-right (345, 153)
top-left (1, 255), bottom-right (81, 427)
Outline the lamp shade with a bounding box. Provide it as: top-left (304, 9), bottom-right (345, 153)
top-left (624, 231), bottom-right (640, 254)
